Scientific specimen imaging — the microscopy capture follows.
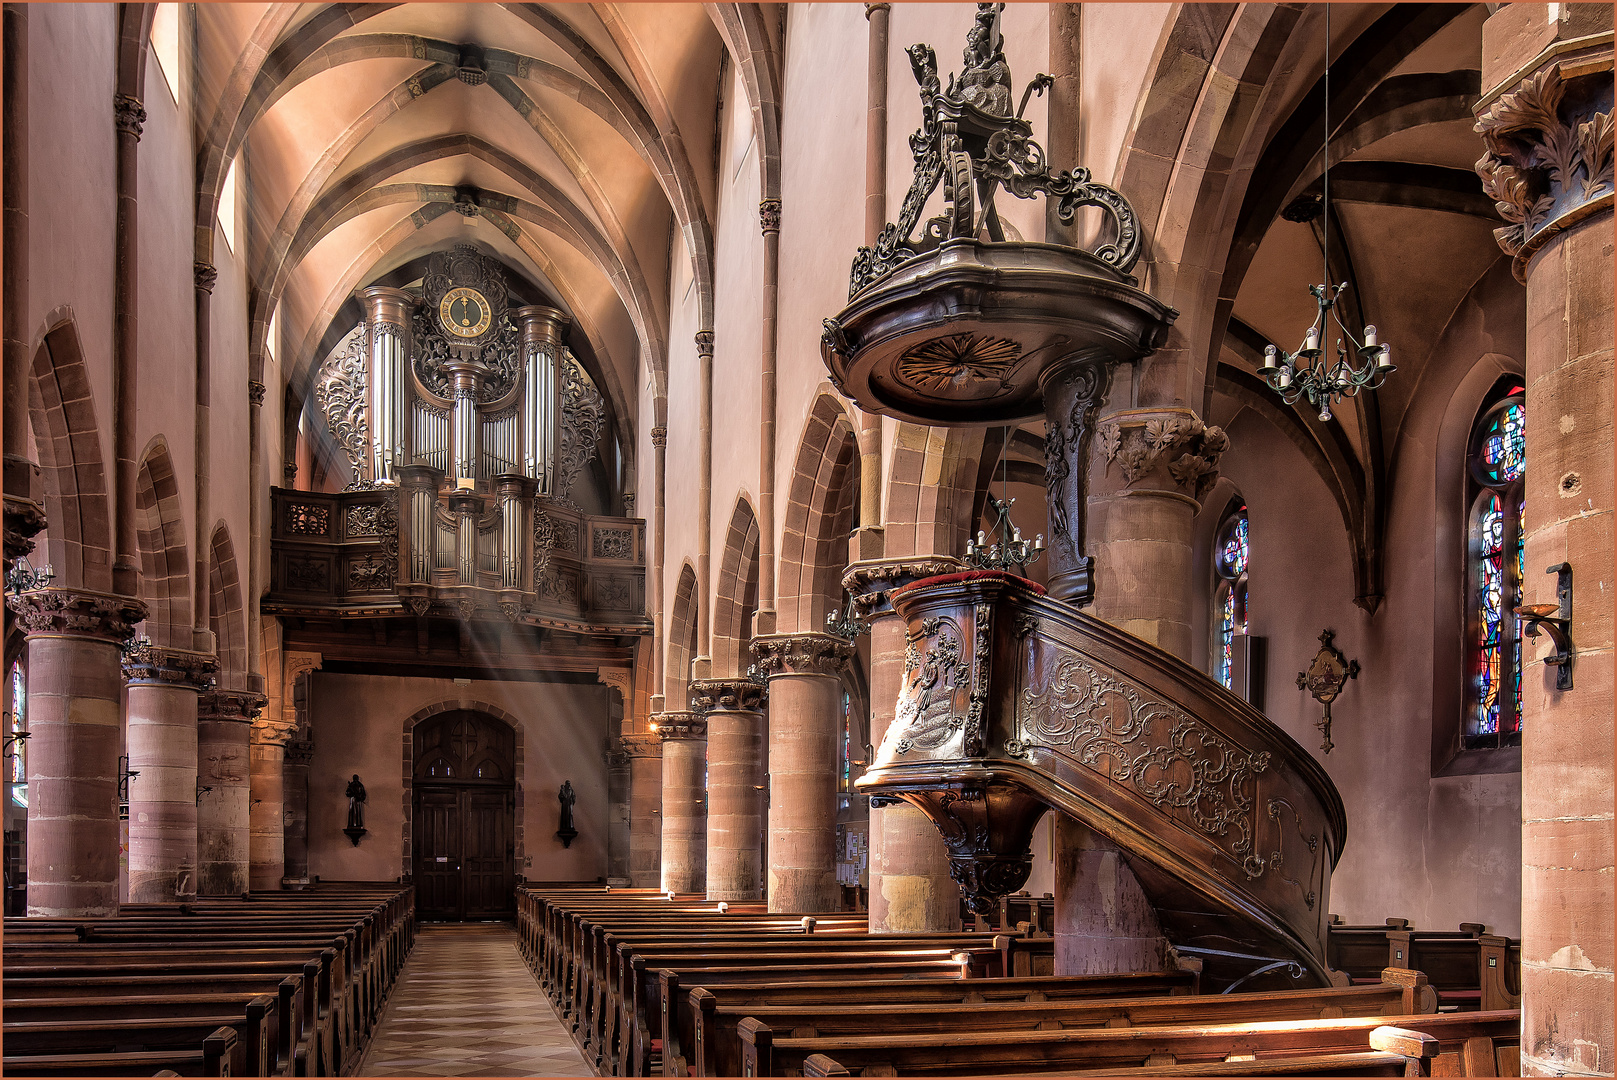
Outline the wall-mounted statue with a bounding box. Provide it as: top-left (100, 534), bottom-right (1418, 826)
top-left (344, 774), bottom-right (368, 846)
top-left (557, 779), bottom-right (578, 848)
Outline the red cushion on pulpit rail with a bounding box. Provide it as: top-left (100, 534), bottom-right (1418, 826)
top-left (890, 569), bottom-right (1047, 603)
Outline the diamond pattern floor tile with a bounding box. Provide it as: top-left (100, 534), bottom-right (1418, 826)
top-left (359, 923), bottom-right (594, 1077)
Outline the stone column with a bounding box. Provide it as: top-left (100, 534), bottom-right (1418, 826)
top-left (1088, 408), bottom-right (1228, 660)
top-left (845, 558), bottom-right (962, 932)
top-left (248, 722), bottom-right (293, 891)
top-left (5, 588), bottom-right (146, 916)
top-left (690, 678), bottom-right (766, 902)
top-left (281, 736), bottom-right (314, 889)
top-left (655, 712), bottom-right (706, 894)
top-left (752, 633), bottom-right (856, 913)
top-left (1474, 11), bottom-right (1614, 1073)
top-left (2, 3), bottom-right (43, 585)
top-left (122, 644), bottom-right (216, 903)
top-left (622, 733), bottom-right (663, 888)
top-left (196, 688), bottom-right (266, 897)
top-left (605, 742), bottom-right (630, 885)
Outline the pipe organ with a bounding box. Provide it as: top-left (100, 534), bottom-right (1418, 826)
top-left (275, 246), bottom-right (644, 631)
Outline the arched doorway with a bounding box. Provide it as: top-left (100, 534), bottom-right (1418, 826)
top-left (412, 711), bottom-right (516, 920)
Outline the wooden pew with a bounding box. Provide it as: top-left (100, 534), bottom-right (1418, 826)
top-left (1370, 1010), bottom-right (1523, 1075)
top-left (1479, 934), bottom-right (1522, 1012)
top-left (675, 970), bottom-right (1203, 1078)
top-left (3, 1002), bottom-right (273, 1077)
top-left (1, 1025), bottom-right (237, 1077)
top-left (802, 1050), bottom-right (1413, 1077)
top-left (1325, 918), bottom-right (1412, 983)
top-left (1386, 926), bottom-right (1502, 1011)
top-left (747, 1009), bottom-right (1522, 1077)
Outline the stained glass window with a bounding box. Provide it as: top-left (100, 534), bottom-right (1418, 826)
top-left (1466, 393), bottom-right (1525, 747)
top-left (1214, 505), bottom-right (1249, 691)
top-left (8, 662), bottom-right (24, 808)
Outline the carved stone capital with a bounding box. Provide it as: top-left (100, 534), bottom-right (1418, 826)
top-left (114, 93), bottom-right (146, 138)
top-left (194, 262), bottom-right (218, 294)
top-left (688, 677), bottom-right (766, 715)
top-left (1475, 61), bottom-right (1614, 277)
top-left (247, 381), bottom-right (267, 407)
top-left (283, 460), bottom-right (299, 485)
top-left (842, 556), bottom-right (965, 619)
top-left (622, 493), bottom-right (635, 515)
top-left (1095, 407), bottom-right (1229, 506)
top-left (619, 733), bottom-right (663, 759)
top-left (652, 710), bottom-right (707, 741)
top-left (3, 492), bottom-right (48, 569)
top-left (284, 737), bottom-right (316, 766)
top-left (197, 688), bottom-right (269, 724)
top-left (6, 587), bottom-right (148, 643)
top-left (864, 3), bottom-right (891, 18)
top-left (750, 632), bottom-right (857, 678)
top-left (251, 720), bottom-right (298, 747)
top-left (650, 426), bottom-right (668, 448)
top-left (597, 667), bottom-right (632, 704)
top-left (122, 644), bottom-right (219, 690)
top-left (759, 198), bottom-right (782, 235)
top-left (694, 330), bottom-right (715, 358)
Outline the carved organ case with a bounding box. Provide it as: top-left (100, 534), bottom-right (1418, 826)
top-left (276, 246), bottom-right (644, 629)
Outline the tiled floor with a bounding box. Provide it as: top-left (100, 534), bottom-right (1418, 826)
top-left (360, 922), bottom-right (594, 1077)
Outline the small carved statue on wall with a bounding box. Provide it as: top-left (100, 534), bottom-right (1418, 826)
top-left (346, 774), bottom-right (367, 830)
top-left (557, 780), bottom-right (578, 848)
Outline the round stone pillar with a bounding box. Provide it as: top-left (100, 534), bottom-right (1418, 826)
top-left (122, 644), bottom-right (216, 903)
top-left (846, 558), bottom-right (962, 932)
top-left (249, 722), bottom-right (292, 891)
top-left (196, 688), bottom-right (266, 896)
top-left (606, 742), bottom-right (631, 885)
top-left (1087, 408), bottom-right (1227, 661)
top-left (622, 733), bottom-right (663, 888)
top-left (5, 588), bottom-right (146, 916)
top-left (1475, 16), bottom-right (1614, 1072)
top-left (281, 736), bottom-right (313, 889)
top-left (655, 712), bottom-right (706, 894)
top-left (690, 678), bottom-right (766, 902)
top-left (752, 633), bottom-right (856, 913)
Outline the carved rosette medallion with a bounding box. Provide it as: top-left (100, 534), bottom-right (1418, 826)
top-left (122, 644), bottom-right (219, 691)
top-left (652, 711), bottom-right (707, 742)
top-left (894, 334), bottom-right (1022, 399)
top-left (1475, 64), bottom-right (1614, 277)
top-left (6, 588), bottom-right (148, 643)
top-left (1096, 407), bottom-right (1229, 504)
top-left (1015, 645), bottom-right (1271, 879)
top-left (749, 632), bottom-right (857, 679)
top-left (619, 733), bottom-right (663, 759)
top-left (843, 556), bottom-right (965, 620)
top-left (197, 689), bottom-right (269, 724)
top-left (688, 678), bottom-right (766, 715)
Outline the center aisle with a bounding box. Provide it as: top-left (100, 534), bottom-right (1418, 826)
top-left (359, 922), bottom-right (594, 1077)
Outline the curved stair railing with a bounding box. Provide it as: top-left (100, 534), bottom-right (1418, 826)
top-left (856, 571), bottom-right (1347, 991)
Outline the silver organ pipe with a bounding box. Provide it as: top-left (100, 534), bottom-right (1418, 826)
top-left (482, 410), bottom-right (518, 477)
top-left (411, 485), bottom-right (433, 583)
top-left (413, 401), bottom-right (449, 473)
top-left (360, 286), bottom-right (414, 483)
top-left (457, 505), bottom-right (475, 584)
top-left (515, 306), bottom-right (572, 495)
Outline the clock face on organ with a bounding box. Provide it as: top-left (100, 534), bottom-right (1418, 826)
top-left (439, 287), bottom-right (493, 338)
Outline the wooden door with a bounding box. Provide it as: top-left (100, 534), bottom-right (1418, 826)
top-left (411, 710), bottom-right (517, 920)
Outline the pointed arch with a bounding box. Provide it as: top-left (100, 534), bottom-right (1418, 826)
top-left (399, 700), bottom-right (527, 879)
top-left (26, 314), bottom-right (112, 592)
top-left (778, 393), bottom-right (862, 634)
top-left (208, 524), bottom-right (247, 689)
top-left (883, 423), bottom-right (987, 563)
top-left (711, 495), bottom-right (759, 678)
top-left (665, 561), bottom-right (700, 707)
top-left (134, 436), bottom-right (191, 645)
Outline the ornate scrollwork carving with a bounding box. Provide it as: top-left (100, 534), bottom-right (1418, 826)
top-left (592, 528), bottom-right (634, 560)
top-left (6, 588), bottom-right (148, 643)
top-left (532, 511), bottom-right (556, 588)
top-left (1266, 797), bottom-right (1321, 910)
top-left (1099, 410), bottom-right (1230, 503)
top-left (554, 353), bottom-right (606, 508)
top-left (313, 326), bottom-right (370, 485)
top-left (750, 632), bottom-right (858, 679)
top-left (348, 553), bottom-right (392, 592)
top-left (1018, 651), bottom-right (1270, 877)
top-left (283, 557), bottom-right (330, 593)
top-left (849, 4), bottom-right (1140, 297)
top-left (345, 503), bottom-right (385, 538)
top-left (890, 618), bottom-right (966, 755)
top-left (283, 503), bottom-right (330, 536)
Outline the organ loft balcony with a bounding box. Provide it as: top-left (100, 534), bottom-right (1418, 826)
top-left (266, 245), bottom-right (647, 672)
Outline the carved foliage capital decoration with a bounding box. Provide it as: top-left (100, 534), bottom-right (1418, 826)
top-left (6, 588), bottom-right (148, 643)
top-left (688, 678), bottom-right (766, 715)
top-left (3, 493), bottom-right (48, 566)
top-left (247, 381), bottom-right (267, 407)
top-left (1475, 63), bottom-right (1614, 270)
top-left (114, 93), bottom-right (146, 138)
top-left (843, 557), bottom-right (965, 618)
top-left (619, 733), bottom-right (663, 759)
top-left (694, 331), bottom-right (715, 358)
top-left (194, 262), bottom-right (218, 294)
top-left (251, 720), bottom-right (299, 747)
top-left (1097, 408), bottom-right (1229, 504)
top-left (759, 198), bottom-right (782, 234)
top-left (284, 737), bottom-right (316, 766)
top-left (122, 645), bottom-right (219, 690)
top-left (197, 689), bottom-right (269, 723)
top-left (750, 632), bottom-right (857, 678)
top-left (652, 711), bottom-right (707, 741)
top-left (650, 425), bottom-right (669, 448)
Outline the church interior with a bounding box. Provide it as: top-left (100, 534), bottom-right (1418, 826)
top-left (0, 2), bottom-right (1611, 1076)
